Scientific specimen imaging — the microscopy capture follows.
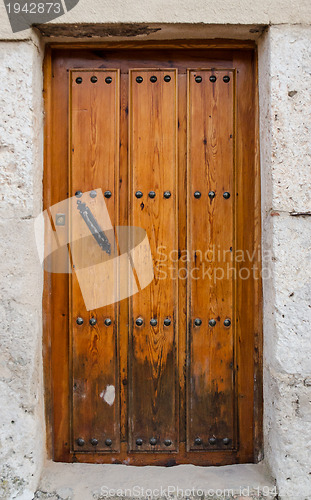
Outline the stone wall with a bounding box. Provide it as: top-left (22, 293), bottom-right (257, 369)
top-left (0, 40), bottom-right (45, 500)
top-left (258, 26), bottom-right (311, 499)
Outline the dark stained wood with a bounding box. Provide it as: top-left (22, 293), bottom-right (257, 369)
top-left (43, 45), bottom-right (262, 465)
top-left (187, 69), bottom-right (236, 451)
top-left (177, 72), bottom-right (188, 446)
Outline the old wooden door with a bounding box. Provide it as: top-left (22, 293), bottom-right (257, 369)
top-left (44, 43), bottom-right (262, 465)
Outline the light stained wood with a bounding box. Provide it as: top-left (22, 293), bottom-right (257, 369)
top-left (49, 40), bottom-right (256, 51)
top-left (128, 69), bottom-right (179, 452)
top-left (70, 69), bottom-right (120, 452)
top-left (233, 52), bottom-right (259, 462)
top-left (119, 71), bottom-right (130, 445)
top-left (187, 69), bottom-right (236, 451)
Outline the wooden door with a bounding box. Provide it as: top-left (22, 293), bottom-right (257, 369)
top-left (44, 43), bottom-right (262, 466)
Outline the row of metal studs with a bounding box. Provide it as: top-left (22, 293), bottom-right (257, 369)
top-left (75, 76), bottom-right (113, 84)
top-left (134, 191), bottom-right (231, 199)
top-left (194, 318), bottom-right (231, 327)
top-left (75, 190), bottom-right (112, 198)
top-left (135, 317), bottom-right (171, 327)
top-left (136, 75), bottom-right (171, 83)
top-left (74, 190), bottom-right (230, 200)
top-left (76, 437), bottom-right (231, 447)
top-left (76, 317), bottom-right (112, 326)
top-left (136, 437), bottom-right (172, 446)
top-left (194, 437), bottom-right (231, 445)
top-left (195, 75), bottom-right (230, 83)
top-left (76, 318), bottom-right (231, 327)
top-left (74, 74), bottom-right (230, 85)
top-left (76, 437), bottom-right (112, 447)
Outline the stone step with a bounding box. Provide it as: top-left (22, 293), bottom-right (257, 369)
top-left (34, 462), bottom-right (277, 500)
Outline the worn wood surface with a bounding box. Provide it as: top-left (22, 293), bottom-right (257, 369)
top-left (69, 69), bottom-right (120, 452)
top-left (49, 40), bottom-right (256, 51)
top-left (44, 46), bottom-right (261, 465)
top-left (128, 69), bottom-right (178, 451)
top-left (187, 69), bottom-right (235, 451)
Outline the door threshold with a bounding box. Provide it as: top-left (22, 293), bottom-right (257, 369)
top-left (35, 461), bottom-right (277, 499)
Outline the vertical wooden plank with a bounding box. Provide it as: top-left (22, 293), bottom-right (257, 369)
top-left (187, 69), bottom-right (236, 451)
top-left (42, 46), bottom-right (54, 459)
top-left (234, 52), bottom-right (259, 462)
top-left (69, 69), bottom-right (120, 452)
top-left (128, 69), bottom-right (179, 452)
top-left (119, 71), bottom-right (129, 448)
top-left (49, 52), bottom-right (71, 462)
top-left (177, 72), bottom-right (188, 446)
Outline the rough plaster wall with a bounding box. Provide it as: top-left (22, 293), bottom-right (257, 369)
top-left (1, 0), bottom-right (311, 40)
top-left (38, 0), bottom-right (311, 25)
top-left (0, 40), bottom-right (45, 499)
top-left (258, 26), bottom-right (311, 499)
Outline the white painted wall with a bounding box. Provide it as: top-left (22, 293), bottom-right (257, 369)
top-left (0, 3), bottom-right (310, 499)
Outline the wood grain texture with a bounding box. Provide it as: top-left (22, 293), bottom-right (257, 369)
top-left (49, 40), bottom-right (256, 51)
top-left (187, 69), bottom-right (236, 451)
top-left (70, 69), bottom-right (120, 452)
top-left (119, 71), bottom-right (130, 446)
top-left (177, 72), bottom-right (188, 446)
top-left (233, 52), bottom-right (260, 463)
top-left (48, 51), bottom-right (71, 462)
top-left (44, 47), bottom-right (261, 465)
top-left (42, 46), bottom-right (54, 459)
top-left (128, 69), bottom-right (179, 452)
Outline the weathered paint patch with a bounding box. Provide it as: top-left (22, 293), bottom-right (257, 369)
top-left (100, 385), bottom-right (115, 406)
